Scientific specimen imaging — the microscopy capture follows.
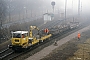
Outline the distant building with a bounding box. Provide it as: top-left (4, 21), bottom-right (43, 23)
top-left (43, 13), bottom-right (54, 24)
top-left (60, 13), bottom-right (64, 18)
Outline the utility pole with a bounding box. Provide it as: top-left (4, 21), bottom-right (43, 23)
top-left (81, 1), bottom-right (82, 15)
top-left (72, 0), bottom-right (73, 14)
top-left (72, 0), bottom-right (73, 16)
top-left (26, 9), bottom-right (27, 19)
top-left (0, 17), bottom-right (2, 29)
top-left (24, 7), bottom-right (27, 19)
top-left (31, 9), bottom-right (32, 18)
top-left (65, 0), bottom-right (67, 24)
top-left (26, 0), bottom-right (28, 19)
top-left (51, 1), bottom-right (55, 14)
top-left (19, 11), bottom-right (21, 20)
top-left (8, 0), bottom-right (12, 23)
top-left (72, 0), bottom-right (74, 22)
top-left (78, 0), bottom-right (80, 16)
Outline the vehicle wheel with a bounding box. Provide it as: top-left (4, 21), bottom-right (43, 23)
top-left (39, 40), bottom-right (43, 43)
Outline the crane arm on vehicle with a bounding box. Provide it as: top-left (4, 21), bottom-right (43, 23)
top-left (29, 26), bottom-right (39, 37)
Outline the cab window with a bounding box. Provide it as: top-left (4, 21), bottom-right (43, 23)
top-left (13, 33), bottom-right (21, 38)
top-left (22, 33), bottom-right (28, 38)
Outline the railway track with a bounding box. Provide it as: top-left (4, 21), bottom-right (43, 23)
top-left (0, 19), bottom-right (68, 60)
top-left (0, 28), bottom-right (72, 60)
top-left (0, 48), bottom-right (14, 60)
top-left (0, 51), bottom-right (14, 60)
top-left (0, 20), bottom-right (89, 60)
top-left (11, 28), bottom-right (78, 60)
top-left (14, 23), bottom-right (89, 60)
top-left (0, 48), bottom-right (9, 54)
top-left (0, 27), bottom-right (86, 60)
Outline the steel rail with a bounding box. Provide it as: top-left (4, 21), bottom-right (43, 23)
top-left (0, 48), bottom-right (9, 54)
top-left (0, 51), bottom-right (14, 59)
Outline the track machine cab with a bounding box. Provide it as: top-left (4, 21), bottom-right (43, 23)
top-left (10, 31), bottom-right (29, 51)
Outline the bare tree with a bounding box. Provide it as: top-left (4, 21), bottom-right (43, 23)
top-left (0, 0), bottom-right (7, 28)
top-left (0, 0), bottom-right (7, 41)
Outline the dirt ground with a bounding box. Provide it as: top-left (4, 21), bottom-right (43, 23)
top-left (41, 30), bottom-right (90, 60)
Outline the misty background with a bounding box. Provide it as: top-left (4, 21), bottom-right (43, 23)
top-left (0, 0), bottom-right (90, 42)
top-left (0, 0), bottom-right (90, 25)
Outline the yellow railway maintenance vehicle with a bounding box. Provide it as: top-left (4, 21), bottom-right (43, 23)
top-left (9, 26), bottom-right (52, 51)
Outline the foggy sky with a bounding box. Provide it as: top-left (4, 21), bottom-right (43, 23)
top-left (2, 0), bottom-right (90, 19)
top-left (53, 0), bottom-right (90, 14)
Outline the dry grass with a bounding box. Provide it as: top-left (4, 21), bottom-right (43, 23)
top-left (67, 39), bottom-right (90, 60)
top-left (41, 30), bottom-right (90, 60)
